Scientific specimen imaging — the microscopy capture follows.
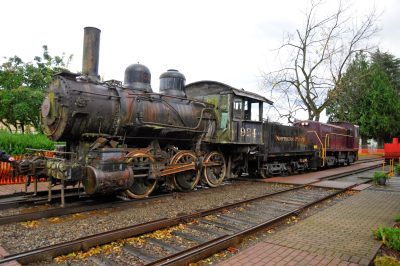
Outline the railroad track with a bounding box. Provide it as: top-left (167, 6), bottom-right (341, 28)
top-left (0, 189), bottom-right (83, 211)
top-left (354, 157), bottom-right (383, 164)
top-left (0, 164), bottom-right (379, 265)
top-left (0, 181), bottom-right (237, 226)
top-left (0, 191), bottom-right (176, 226)
top-left (0, 162), bottom-right (380, 226)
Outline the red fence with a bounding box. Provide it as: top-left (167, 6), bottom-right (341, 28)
top-left (358, 148), bottom-right (384, 155)
top-left (0, 155), bottom-right (28, 184)
top-left (0, 152), bottom-right (53, 185)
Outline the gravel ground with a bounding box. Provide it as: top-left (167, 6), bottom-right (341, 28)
top-left (0, 181), bottom-right (291, 255)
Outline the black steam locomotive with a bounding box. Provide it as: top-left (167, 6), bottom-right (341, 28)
top-left (16, 27), bottom-right (359, 201)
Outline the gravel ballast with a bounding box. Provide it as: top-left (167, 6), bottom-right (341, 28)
top-left (0, 181), bottom-right (291, 254)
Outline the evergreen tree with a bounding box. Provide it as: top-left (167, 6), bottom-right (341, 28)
top-left (327, 50), bottom-right (400, 142)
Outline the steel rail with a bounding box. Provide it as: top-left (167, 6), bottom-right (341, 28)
top-left (322, 164), bottom-right (381, 181)
top-left (0, 187), bottom-right (78, 201)
top-left (146, 187), bottom-right (350, 266)
top-left (0, 185), bottom-right (305, 264)
top-left (0, 192), bottom-right (173, 226)
top-left (0, 192), bottom-right (82, 211)
top-left (0, 163), bottom-right (380, 264)
top-left (0, 162), bottom-right (380, 226)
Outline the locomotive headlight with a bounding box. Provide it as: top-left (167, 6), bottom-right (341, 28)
top-left (301, 122), bottom-right (309, 126)
top-left (313, 145), bottom-right (318, 150)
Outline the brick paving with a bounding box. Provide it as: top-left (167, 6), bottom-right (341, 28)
top-left (312, 180), bottom-right (357, 189)
top-left (351, 184), bottom-right (372, 191)
top-left (219, 187), bottom-right (400, 266)
top-left (0, 246), bottom-right (20, 266)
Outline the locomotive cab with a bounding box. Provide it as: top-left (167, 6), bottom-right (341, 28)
top-left (185, 81), bottom-right (272, 145)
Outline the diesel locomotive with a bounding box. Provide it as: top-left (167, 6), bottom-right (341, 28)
top-left (15, 27), bottom-right (359, 201)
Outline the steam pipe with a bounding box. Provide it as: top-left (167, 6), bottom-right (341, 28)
top-left (82, 27), bottom-right (101, 80)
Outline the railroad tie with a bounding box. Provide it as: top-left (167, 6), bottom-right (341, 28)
top-left (186, 224), bottom-right (226, 237)
top-left (200, 219), bottom-right (242, 232)
top-left (247, 204), bottom-right (290, 214)
top-left (234, 209), bottom-right (265, 220)
top-left (272, 196), bottom-right (310, 204)
top-left (216, 214), bottom-right (257, 226)
top-left (123, 245), bottom-right (159, 263)
top-left (146, 238), bottom-right (184, 253)
top-left (89, 256), bottom-right (117, 266)
top-left (171, 230), bottom-right (209, 243)
top-left (269, 198), bottom-right (305, 206)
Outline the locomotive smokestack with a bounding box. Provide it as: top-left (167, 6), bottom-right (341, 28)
top-left (82, 27), bottom-right (101, 80)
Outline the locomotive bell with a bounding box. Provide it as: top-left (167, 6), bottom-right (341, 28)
top-left (159, 69), bottom-right (186, 97)
top-left (123, 63), bottom-right (153, 92)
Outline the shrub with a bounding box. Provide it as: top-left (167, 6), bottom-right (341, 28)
top-left (0, 130), bottom-right (54, 155)
top-left (374, 255), bottom-right (400, 266)
top-left (374, 226), bottom-right (400, 251)
top-left (395, 164), bottom-right (400, 175)
top-left (395, 214), bottom-right (400, 223)
top-left (373, 171), bottom-right (389, 184)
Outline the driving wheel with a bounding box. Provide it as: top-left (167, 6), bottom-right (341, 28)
top-left (203, 151), bottom-right (226, 187)
top-left (171, 151), bottom-right (200, 191)
top-left (125, 152), bottom-right (157, 199)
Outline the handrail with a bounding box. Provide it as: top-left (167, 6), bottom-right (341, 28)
top-left (307, 131), bottom-right (325, 167)
top-left (306, 131), bottom-right (354, 167)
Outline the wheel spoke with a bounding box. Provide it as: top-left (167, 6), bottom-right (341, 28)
top-left (171, 151), bottom-right (200, 191)
top-left (124, 152), bottom-right (157, 199)
top-left (203, 151), bottom-right (226, 187)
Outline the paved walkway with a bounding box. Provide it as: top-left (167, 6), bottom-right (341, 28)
top-left (219, 182), bottom-right (400, 265)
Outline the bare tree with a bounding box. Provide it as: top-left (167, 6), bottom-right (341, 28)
top-left (262, 0), bottom-right (379, 123)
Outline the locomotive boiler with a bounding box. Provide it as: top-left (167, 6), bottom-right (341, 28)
top-left (21, 27), bottom-right (222, 200)
top-left (16, 27), bottom-right (359, 205)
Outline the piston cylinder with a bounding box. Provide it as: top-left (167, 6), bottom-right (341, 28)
top-left (84, 166), bottom-right (134, 195)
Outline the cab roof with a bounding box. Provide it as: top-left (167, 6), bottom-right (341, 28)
top-left (185, 80), bottom-right (273, 105)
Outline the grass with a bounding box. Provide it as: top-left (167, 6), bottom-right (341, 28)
top-left (0, 130), bottom-right (55, 155)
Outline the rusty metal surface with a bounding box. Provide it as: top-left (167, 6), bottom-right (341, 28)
top-left (84, 165), bottom-right (134, 195)
top-left (123, 63), bottom-right (152, 92)
top-left (82, 27), bottom-right (101, 80)
top-left (41, 75), bottom-right (216, 142)
top-left (185, 81), bottom-right (272, 144)
top-left (159, 69), bottom-right (186, 97)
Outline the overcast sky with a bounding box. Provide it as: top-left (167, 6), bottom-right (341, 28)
top-left (1, 0), bottom-right (399, 121)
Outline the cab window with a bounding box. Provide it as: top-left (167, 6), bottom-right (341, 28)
top-left (233, 98), bottom-right (243, 119)
top-left (251, 102), bottom-right (260, 121)
top-left (234, 97), bottom-right (262, 121)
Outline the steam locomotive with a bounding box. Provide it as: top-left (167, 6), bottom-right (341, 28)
top-left (16, 27), bottom-right (359, 201)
